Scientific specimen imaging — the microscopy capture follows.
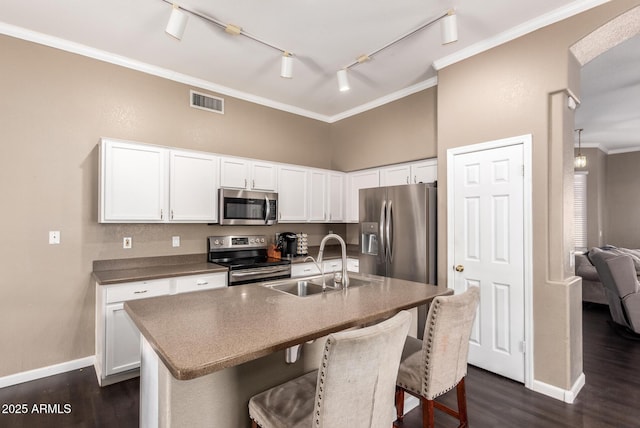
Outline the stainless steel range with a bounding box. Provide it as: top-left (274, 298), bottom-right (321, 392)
top-left (207, 235), bottom-right (291, 286)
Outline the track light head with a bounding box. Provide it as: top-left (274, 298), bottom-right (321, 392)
top-left (281, 53), bottom-right (293, 79)
top-left (440, 10), bottom-right (458, 45)
top-left (337, 69), bottom-right (350, 92)
top-left (166, 4), bottom-right (188, 40)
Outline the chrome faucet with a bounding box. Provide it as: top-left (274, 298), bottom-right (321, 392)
top-left (317, 233), bottom-right (350, 288)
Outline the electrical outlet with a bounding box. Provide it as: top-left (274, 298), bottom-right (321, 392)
top-left (172, 236), bottom-right (180, 247)
top-left (49, 231), bottom-right (60, 245)
top-left (123, 237), bottom-right (132, 249)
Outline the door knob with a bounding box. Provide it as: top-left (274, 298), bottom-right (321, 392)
top-left (454, 265), bottom-right (464, 272)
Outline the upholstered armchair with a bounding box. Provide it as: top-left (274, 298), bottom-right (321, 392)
top-left (591, 251), bottom-right (640, 334)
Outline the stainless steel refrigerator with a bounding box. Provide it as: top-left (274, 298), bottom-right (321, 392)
top-left (359, 183), bottom-right (437, 337)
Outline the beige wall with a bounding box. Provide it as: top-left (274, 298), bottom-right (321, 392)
top-left (0, 34), bottom-right (338, 377)
top-left (329, 88), bottom-right (437, 172)
top-left (2, 0), bottom-right (640, 393)
top-left (605, 151), bottom-right (640, 247)
top-left (436, 0), bottom-right (640, 390)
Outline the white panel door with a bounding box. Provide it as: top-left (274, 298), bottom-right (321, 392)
top-left (452, 143), bottom-right (525, 382)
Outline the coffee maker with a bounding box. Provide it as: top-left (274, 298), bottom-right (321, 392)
top-left (277, 232), bottom-right (298, 258)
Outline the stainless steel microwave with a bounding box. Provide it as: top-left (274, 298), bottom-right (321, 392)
top-left (218, 188), bottom-right (278, 225)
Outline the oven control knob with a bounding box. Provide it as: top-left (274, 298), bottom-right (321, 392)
top-left (214, 239), bottom-right (221, 246)
top-left (249, 238), bottom-right (255, 244)
top-left (260, 238), bottom-right (265, 243)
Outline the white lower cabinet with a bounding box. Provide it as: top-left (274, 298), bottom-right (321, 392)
top-left (291, 258), bottom-right (358, 278)
top-left (105, 302), bottom-right (144, 376)
top-left (95, 272), bottom-right (227, 386)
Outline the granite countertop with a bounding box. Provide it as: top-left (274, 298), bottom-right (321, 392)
top-left (92, 254), bottom-right (228, 285)
top-left (125, 275), bottom-right (451, 380)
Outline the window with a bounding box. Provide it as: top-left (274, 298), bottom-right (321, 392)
top-left (574, 172), bottom-right (588, 251)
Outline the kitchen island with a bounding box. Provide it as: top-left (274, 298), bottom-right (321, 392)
top-left (125, 273), bottom-right (451, 427)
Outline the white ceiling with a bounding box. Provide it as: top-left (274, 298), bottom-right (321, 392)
top-left (576, 34), bottom-right (640, 153)
top-left (0, 0), bottom-right (631, 146)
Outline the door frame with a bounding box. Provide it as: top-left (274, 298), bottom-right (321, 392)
top-left (446, 134), bottom-right (533, 389)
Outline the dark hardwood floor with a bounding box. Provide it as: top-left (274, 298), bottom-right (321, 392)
top-left (1, 304), bottom-right (639, 427)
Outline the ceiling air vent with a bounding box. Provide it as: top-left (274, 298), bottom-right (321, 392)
top-left (190, 90), bottom-right (224, 114)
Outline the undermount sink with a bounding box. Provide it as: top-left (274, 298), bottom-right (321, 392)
top-left (269, 280), bottom-right (334, 297)
top-left (264, 274), bottom-right (372, 297)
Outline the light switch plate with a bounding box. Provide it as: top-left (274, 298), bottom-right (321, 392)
top-left (123, 237), bottom-right (132, 249)
top-left (172, 236), bottom-right (180, 247)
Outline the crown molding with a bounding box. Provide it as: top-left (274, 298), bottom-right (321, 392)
top-left (0, 22), bottom-right (333, 122)
top-left (326, 77), bottom-right (438, 123)
top-left (433, 0), bottom-right (610, 71)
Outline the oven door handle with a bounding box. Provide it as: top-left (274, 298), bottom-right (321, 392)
top-left (230, 266), bottom-right (290, 277)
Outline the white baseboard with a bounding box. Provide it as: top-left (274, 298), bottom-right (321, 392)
top-left (0, 356), bottom-right (95, 388)
top-left (531, 372), bottom-right (585, 403)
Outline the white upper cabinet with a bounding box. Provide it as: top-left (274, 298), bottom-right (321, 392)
top-left (251, 161), bottom-right (278, 191)
top-left (327, 172), bottom-right (345, 222)
top-left (100, 139), bottom-right (219, 223)
top-left (410, 159), bottom-right (437, 184)
top-left (220, 157), bottom-right (277, 191)
top-left (100, 139), bottom-right (166, 223)
top-left (347, 169), bottom-right (380, 223)
top-left (308, 170), bottom-right (328, 222)
top-left (169, 150), bottom-right (219, 222)
top-left (278, 165), bottom-right (309, 222)
top-left (380, 164), bottom-right (411, 186)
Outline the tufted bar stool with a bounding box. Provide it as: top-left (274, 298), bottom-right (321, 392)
top-left (248, 310), bottom-right (411, 428)
top-left (395, 287), bottom-right (480, 428)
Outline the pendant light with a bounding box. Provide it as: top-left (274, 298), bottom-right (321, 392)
top-left (574, 128), bottom-right (587, 168)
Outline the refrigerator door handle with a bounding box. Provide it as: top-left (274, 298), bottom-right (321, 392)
top-left (386, 200), bottom-right (393, 262)
top-left (379, 200), bottom-right (386, 261)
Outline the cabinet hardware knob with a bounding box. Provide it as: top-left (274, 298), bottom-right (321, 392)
top-left (454, 265), bottom-right (465, 272)
top-left (134, 290), bottom-right (148, 294)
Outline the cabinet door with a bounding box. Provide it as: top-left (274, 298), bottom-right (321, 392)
top-left (170, 151), bottom-right (219, 222)
top-left (411, 159), bottom-right (437, 184)
top-left (100, 140), bottom-right (166, 222)
top-left (105, 302), bottom-right (141, 376)
top-left (220, 157), bottom-right (249, 189)
top-left (308, 170), bottom-right (327, 222)
top-left (251, 162), bottom-right (277, 191)
top-left (278, 166), bottom-right (309, 222)
top-left (380, 164), bottom-right (411, 186)
top-left (327, 173), bottom-right (345, 222)
top-left (347, 170), bottom-right (379, 222)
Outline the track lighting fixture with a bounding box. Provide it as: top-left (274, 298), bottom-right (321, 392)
top-left (336, 9), bottom-right (458, 92)
top-left (281, 52), bottom-right (293, 79)
top-left (165, 4), bottom-right (188, 40)
top-left (162, 1), bottom-right (294, 79)
top-left (336, 69), bottom-right (350, 92)
top-left (441, 10), bottom-right (458, 44)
